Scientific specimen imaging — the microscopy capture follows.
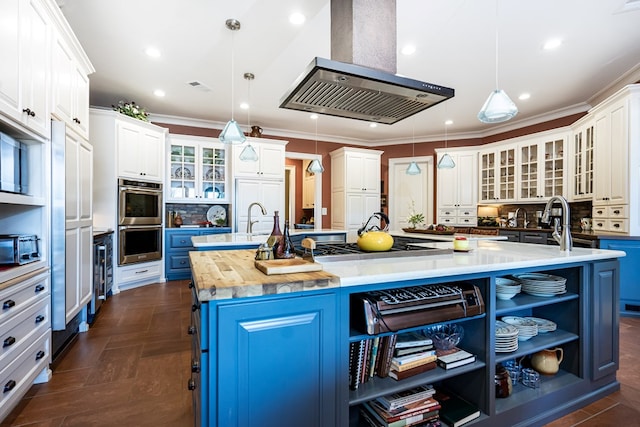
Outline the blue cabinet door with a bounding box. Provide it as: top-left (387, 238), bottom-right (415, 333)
top-left (591, 260), bottom-right (620, 380)
top-left (599, 238), bottom-right (640, 316)
top-left (216, 293), bottom-right (338, 427)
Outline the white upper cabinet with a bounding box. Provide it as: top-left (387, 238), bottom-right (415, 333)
top-left (436, 149), bottom-right (477, 226)
top-left (117, 119), bottom-right (165, 182)
top-left (343, 149), bottom-right (381, 193)
top-left (0, 0), bottom-right (50, 137)
top-left (231, 138), bottom-right (286, 180)
top-left (517, 133), bottom-right (567, 201)
top-left (569, 116), bottom-right (595, 201)
top-left (479, 143), bottom-right (517, 203)
top-left (167, 135), bottom-right (229, 203)
top-left (51, 32), bottom-right (91, 139)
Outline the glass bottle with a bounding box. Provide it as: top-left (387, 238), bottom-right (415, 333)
top-left (276, 220), bottom-right (296, 259)
top-left (267, 210), bottom-right (283, 257)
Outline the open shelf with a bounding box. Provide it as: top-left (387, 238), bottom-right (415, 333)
top-left (495, 292), bottom-right (579, 315)
top-left (495, 369), bottom-right (583, 414)
top-left (349, 360), bottom-right (486, 406)
top-left (495, 329), bottom-right (579, 363)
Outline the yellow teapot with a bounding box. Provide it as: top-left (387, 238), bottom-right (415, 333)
top-left (356, 212), bottom-right (394, 252)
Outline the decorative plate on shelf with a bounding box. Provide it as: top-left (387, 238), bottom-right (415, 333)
top-left (206, 205), bottom-right (226, 224)
top-left (175, 167), bottom-right (192, 179)
top-left (205, 168), bottom-right (214, 180)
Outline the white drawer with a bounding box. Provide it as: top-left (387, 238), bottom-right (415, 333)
top-left (119, 261), bottom-right (162, 284)
top-left (438, 217), bottom-right (456, 225)
top-left (0, 330), bottom-right (50, 421)
top-left (0, 271), bottom-right (49, 326)
top-left (456, 216), bottom-right (477, 226)
top-left (592, 206), bottom-right (607, 218)
top-left (0, 298), bottom-right (49, 371)
top-left (458, 209), bottom-right (476, 218)
top-left (592, 218), bottom-right (608, 231)
top-left (607, 205), bottom-right (627, 218)
top-left (438, 209), bottom-right (456, 218)
top-left (608, 219), bottom-right (628, 233)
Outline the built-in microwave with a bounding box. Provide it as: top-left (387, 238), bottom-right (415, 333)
top-left (0, 131), bottom-right (28, 194)
top-left (118, 179), bottom-right (163, 226)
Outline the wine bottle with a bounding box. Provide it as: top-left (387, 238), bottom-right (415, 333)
top-left (267, 211), bottom-right (283, 257)
top-left (276, 220), bottom-right (296, 259)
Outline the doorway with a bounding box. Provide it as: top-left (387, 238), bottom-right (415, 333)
top-left (285, 152), bottom-right (323, 228)
top-left (388, 156), bottom-right (434, 230)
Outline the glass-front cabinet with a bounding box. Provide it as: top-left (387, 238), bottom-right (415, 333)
top-left (519, 134), bottom-right (567, 201)
top-left (479, 144), bottom-right (517, 203)
top-left (570, 117), bottom-right (595, 201)
top-left (167, 135), bottom-right (228, 202)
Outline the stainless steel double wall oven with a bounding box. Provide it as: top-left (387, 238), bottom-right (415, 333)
top-left (118, 179), bottom-right (162, 265)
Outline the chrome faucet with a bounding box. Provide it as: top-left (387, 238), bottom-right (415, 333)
top-left (514, 208), bottom-right (529, 228)
top-left (247, 202), bottom-right (267, 235)
top-left (542, 195), bottom-right (572, 251)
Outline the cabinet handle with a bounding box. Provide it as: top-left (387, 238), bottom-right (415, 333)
top-left (191, 359), bottom-right (200, 373)
top-left (179, 260), bottom-right (187, 265)
top-left (22, 108), bottom-right (35, 117)
top-left (188, 281), bottom-right (194, 289)
top-left (35, 350), bottom-right (45, 361)
top-left (191, 304), bottom-right (199, 312)
top-left (597, 222), bottom-right (604, 227)
top-left (35, 284), bottom-right (45, 293)
top-left (613, 210), bottom-right (620, 214)
top-left (187, 379), bottom-right (196, 391)
top-left (3, 380), bottom-right (16, 393)
top-left (180, 240), bottom-right (187, 244)
top-left (3, 337), bottom-right (16, 348)
top-left (73, 117), bottom-right (81, 124)
top-left (135, 269), bottom-right (149, 274)
top-left (613, 223), bottom-right (620, 228)
top-left (3, 300), bottom-right (15, 310)
top-left (35, 315), bottom-right (45, 324)
top-left (187, 325), bottom-right (196, 335)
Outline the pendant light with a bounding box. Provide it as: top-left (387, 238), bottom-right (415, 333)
top-left (437, 119), bottom-right (455, 169)
top-left (307, 115), bottom-right (324, 174)
top-left (239, 72), bottom-right (258, 161)
top-left (406, 121), bottom-right (421, 175)
top-left (477, 1), bottom-right (518, 124)
top-left (219, 19), bottom-right (247, 144)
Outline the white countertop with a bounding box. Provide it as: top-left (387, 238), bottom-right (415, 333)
top-left (191, 228), bottom-right (347, 248)
top-left (389, 230), bottom-right (507, 241)
top-left (320, 240), bottom-right (626, 287)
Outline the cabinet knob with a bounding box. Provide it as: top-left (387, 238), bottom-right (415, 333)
top-left (3, 337), bottom-right (15, 348)
top-left (188, 281), bottom-right (194, 289)
top-left (3, 380), bottom-right (16, 393)
top-left (187, 379), bottom-right (196, 391)
top-left (3, 300), bottom-right (15, 310)
top-left (35, 284), bottom-right (45, 293)
top-left (187, 325), bottom-right (196, 335)
top-left (22, 108), bottom-right (36, 117)
top-left (35, 315), bottom-right (45, 324)
top-left (191, 359), bottom-right (200, 373)
top-left (35, 350), bottom-right (45, 361)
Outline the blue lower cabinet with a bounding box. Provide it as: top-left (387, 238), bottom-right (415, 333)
top-left (599, 238), bottom-right (640, 317)
top-left (215, 292), bottom-right (338, 427)
top-left (165, 228), bottom-right (231, 280)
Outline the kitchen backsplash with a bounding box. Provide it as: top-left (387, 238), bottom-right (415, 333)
top-left (495, 201), bottom-right (592, 229)
top-left (166, 203), bottom-right (229, 227)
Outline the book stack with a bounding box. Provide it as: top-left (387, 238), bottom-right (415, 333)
top-left (360, 385), bottom-right (442, 427)
top-left (435, 347), bottom-right (476, 370)
top-left (433, 390), bottom-right (480, 427)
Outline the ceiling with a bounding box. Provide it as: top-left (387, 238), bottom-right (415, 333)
top-left (57, 0), bottom-right (640, 146)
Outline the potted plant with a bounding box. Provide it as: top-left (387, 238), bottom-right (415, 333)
top-left (406, 201), bottom-right (425, 229)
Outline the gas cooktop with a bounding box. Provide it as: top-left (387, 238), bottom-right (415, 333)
top-left (297, 238), bottom-right (453, 262)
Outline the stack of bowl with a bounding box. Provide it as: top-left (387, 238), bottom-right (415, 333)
top-left (496, 277), bottom-right (522, 300)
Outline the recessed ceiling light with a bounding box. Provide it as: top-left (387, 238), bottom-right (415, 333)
top-left (543, 38), bottom-right (562, 50)
top-left (519, 93), bottom-right (531, 100)
top-left (153, 89), bottom-right (165, 97)
top-left (369, 122), bottom-right (378, 128)
top-left (401, 45), bottom-right (416, 55)
top-left (240, 102), bottom-right (249, 110)
top-left (310, 114), bottom-right (318, 120)
top-left (444, 120), bottom-right (453, 125)
top-left (289, 12), bottom-right (306, 25)
top-left (145, 47), bottom-right (161, 58)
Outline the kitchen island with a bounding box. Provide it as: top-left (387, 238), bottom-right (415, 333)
top-left (188, 240), bottom-right (625, 427)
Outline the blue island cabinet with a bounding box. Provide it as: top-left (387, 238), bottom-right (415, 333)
top-left (197, 291), bottom-right (340, 427)
top-left (598, 237), bottom-right (640, 317)
top-left (165, 228), bottom-right (231, 280)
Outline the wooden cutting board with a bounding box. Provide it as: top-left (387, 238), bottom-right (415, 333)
top-left (254, 257), bottom-right (323, 275)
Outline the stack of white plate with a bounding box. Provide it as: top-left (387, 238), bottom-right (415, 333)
top-left (495, 320), bottom-right (519, 352)
top-left (513, 273), bottom-right (567, 297)
top-left (502, 316), bottom-right (539, 341)
top-left (496, 277), bottom-right (522, 300)
top-left (524, 316), bottom-right (557, 333)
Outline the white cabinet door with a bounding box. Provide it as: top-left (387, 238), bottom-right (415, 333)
top-left (232, 139), bottom-right (286, 180)
top-left (518, 135), bottom-right (566, 201)
top-left (570, 119), bottom-right (595, 201)
top-left (235, 179), bottom-right (284, 234)
top-left (345, 152), bottom-right (380, 193)
top-left (479, 150), bottom-right (497, 203)
top-left (0, 0), bottom-right (21, 120)
top-left (117, 120), bottom-right (164, 182)
top-left (79, 139), bottom-right (93, 221)
top-left (346, 193), bottom-right (379, 230)
top-left (456, 152), bottom-right (478, 208)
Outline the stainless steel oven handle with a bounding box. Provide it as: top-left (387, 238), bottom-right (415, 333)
top-left (119, 186), bottom-right (162, 194)
top-left (119, 225), bottom-right (164, 230)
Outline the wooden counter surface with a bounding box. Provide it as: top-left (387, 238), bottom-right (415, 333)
top-left (189, 249), bottom-right (340, 301)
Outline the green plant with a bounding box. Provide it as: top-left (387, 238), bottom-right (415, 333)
top-left (112, 100), bottom-right (149, 121)
top-left (407, 201), bottom-right (425, 228)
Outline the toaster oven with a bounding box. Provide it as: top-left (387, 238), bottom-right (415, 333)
top-left (0, 234), bottom-right (41, 265)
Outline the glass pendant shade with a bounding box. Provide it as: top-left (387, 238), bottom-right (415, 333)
top-left (437, 153), bottom-right (456, 169)
top-left (406, 161), bottom-right (421, 175)
top-left (239, 143), bottom-right (258, 161)
top-left (478, 89), bottom-right (518, 124)
top-left (307, 158), bottom-right (324, 174)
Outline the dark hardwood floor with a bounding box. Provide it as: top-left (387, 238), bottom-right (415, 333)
top-left (2, 280), bottom-right (639, 426)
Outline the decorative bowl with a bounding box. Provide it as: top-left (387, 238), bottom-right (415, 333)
top-left (423, 324), bottom-right (464, 350)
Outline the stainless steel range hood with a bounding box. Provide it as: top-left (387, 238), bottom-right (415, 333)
top-left (279, 0), bottom-right (454, 124)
